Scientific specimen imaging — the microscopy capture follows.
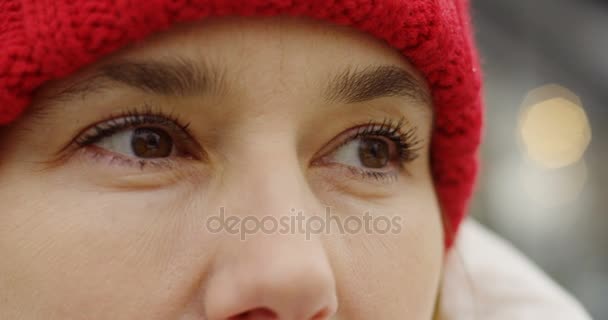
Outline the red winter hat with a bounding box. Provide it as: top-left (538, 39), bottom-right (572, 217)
top-left (0, 0), bottom-right (482, 247)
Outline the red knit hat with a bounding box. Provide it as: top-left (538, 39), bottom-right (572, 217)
top-left (0, 0), bottom-right (482, 247)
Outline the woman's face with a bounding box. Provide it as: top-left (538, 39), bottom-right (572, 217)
top-left (0, 17), bottom-right (443, 320)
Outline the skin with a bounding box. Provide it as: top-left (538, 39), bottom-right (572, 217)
top-left (0, 17), bottom-right (444, 320)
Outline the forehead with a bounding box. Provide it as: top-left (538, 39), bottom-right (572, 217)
top-left (123, 16), bottom-right (427, 85)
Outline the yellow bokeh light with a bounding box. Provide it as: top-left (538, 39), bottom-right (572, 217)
top-left (519, 85), bottom-right (592, 169)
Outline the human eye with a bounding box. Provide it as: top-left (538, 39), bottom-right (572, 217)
top-left (65, 106), bottom-right (203, 170)
top-left (314, 117), bottom-right (421, 184)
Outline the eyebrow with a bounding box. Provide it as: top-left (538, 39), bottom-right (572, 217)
top-left (323, 65), bottom-right (430, 105)
top-left (40, 58), bottom-right (223, 105)
top-left (99, 58), bottom-right (223, 96)
top-left (44, 59), bottom-right (430, 106)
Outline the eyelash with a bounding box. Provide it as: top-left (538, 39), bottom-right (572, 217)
top-left (74, 107), bottom-right (192, 146)
top-left (68, 109), bottom-right (420, 183)
top-left (68, 105), bottom-right (199, 169)
top-left (328, 117), bottom-right (421, 182)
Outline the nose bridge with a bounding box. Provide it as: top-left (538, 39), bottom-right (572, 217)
top-left (218, 132), bottom-right (311, 221)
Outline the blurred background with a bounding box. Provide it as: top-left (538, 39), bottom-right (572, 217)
top-left (469, 0), bottom-right (607, 318)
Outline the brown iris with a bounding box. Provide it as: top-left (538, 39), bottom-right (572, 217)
top-left (358, 137), bottom-right (390, 168)
top-left (131, 127), bottom-right (173, 158)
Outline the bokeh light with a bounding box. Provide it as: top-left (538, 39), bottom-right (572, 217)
top-left (518, 85), bottom-right (592, 169)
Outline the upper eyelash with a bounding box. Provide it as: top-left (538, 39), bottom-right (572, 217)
top-left (67, 105), bottom-right (192, 149)
top-left (344, 116), bottom-right (421, 165)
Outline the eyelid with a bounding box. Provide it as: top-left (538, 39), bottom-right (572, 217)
top-left (312, 117), bottom-right (419, 166)
top-left (75, 109), bottom-right (191, 144)
top-left (55, 106), bottom-right (205, 169)
top-left (312, 129), bottom-right (396, 170)
top-left (310, 117), bottom-right (421, 187)
top-left (312, 123), bottom-right (370, 165)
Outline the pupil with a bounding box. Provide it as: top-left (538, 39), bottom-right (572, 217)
top-left (131, 127), bottom-right (173, 158)
top-left (358, 138), bottom-right (389, 168)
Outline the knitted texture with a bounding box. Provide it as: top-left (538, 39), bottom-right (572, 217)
top-left (0, 0), bottom-right (482, 247)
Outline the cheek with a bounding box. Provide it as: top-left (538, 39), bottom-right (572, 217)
top-left (324, 185), bottom-right (444, 319)
top-left (0, 170), bottom-right (213, 319)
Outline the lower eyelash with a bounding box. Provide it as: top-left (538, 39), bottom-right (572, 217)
top-left (347, 166), bottom-right (399, 184)
top-left (80, 145), bottom-right (179, 170)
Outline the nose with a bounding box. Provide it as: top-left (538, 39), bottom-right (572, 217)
top-left (202, 147), bottom-right (338, 320)
top-left (203, 235), bottom-right (338, 320)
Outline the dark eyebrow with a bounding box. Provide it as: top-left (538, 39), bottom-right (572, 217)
top-left (323, 65), bottom-right (430, 105)
top-left (40, 60), bottom-right (428, 109)
top-left (42, 58), bottom-right (224, 104)
top-left (99, 58), bottom-right (224, 96)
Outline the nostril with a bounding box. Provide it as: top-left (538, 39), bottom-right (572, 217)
top-left (225, 306), bottom-right (331, 320)
top-left (311, 307), bottom-right (332, 320)
top-left (228, 307), bottom-right (278, 320)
